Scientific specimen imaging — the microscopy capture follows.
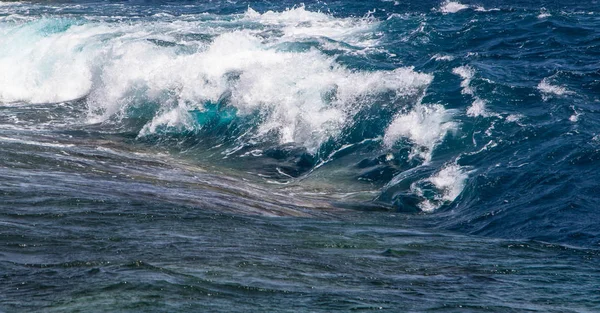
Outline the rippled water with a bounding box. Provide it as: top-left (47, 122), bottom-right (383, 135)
top-left (1, 0), bottom-right (599, 311)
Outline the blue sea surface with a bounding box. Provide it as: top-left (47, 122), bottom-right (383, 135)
top-left (1, 0), bottom-right (599, 311)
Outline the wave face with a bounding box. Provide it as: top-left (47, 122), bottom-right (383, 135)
top-left (1, 0), bottom-right (600, 248)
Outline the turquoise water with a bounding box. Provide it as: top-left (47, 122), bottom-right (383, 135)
top-left (1, 0), bottom-right (599, 311)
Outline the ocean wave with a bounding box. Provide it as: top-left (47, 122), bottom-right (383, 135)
top-left (3, 2), bottom-right (599, 242)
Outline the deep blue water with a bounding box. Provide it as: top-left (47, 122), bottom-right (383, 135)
top-left (1, 0), bottom-right (599, 311)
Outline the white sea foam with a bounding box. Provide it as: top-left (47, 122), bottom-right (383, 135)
top-left (569, 114), bottom-right (579, 122)
top-left (0, 22), bottom-right (100, 104)
top-left (383, 104), bottom-right (456, 162)
top-left (141, 107), bottom-right (196, 135)
top-left (439, 1), bottom-right (469, 14)
top-left (452, 65), bottom-right (475, 95)
top-left (466, 99), bottom-right (488, 117)
top-left (538, 12), bottom-right (551, 19)
top-left (0, 14), bottom-right (32, 22)
top-left (538, 8), bottom-right (551, 19)
top-left (505, 114), bottom-right (522, 123)
top-left (537, 78), bottom-right (569, 97)
top-left (429, 164), bottom-right (467, 201)
top-left (243, 6), bottom-right (378, 47)
top-left (474, 6), bottom-right (500, 12)
top-left (413, 164), bottom-right (468, 212)
top-left (452, 66), bottom-right (497, 118)
top-left (244, 6), bottom-right (330, 23)
top-left (431, 54), bottom-right (455, 61)
top-left (569, 106), bottom-right (581, 123)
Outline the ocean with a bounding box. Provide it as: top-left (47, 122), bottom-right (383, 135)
top-left (1, 0), bottom-right (599, 311)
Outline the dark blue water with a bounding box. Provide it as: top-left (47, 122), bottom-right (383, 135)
top-left (1, 0), bottom-right (599, 311)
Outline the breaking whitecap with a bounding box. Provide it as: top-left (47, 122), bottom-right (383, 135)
top-left (438, 1), bottom-right (469, 14)
top-left (412, 164), bottom-right (469, 212)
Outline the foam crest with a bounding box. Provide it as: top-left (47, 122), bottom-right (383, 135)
top-left (0, 19), bottom-right (98, 103)
top-left (383, 104), bottom-right (456, 162)
top-left (243, 6), bottom-right (378, 46)
top-left (466, 99), bottom-right (488, 117)
top-left (431, 54), bottom-right (455, 61)
top-left (0, 19), bottom-right (183, 104)
top-left (244, 6), bottom-right (331, 23)
top-left (439, 1), bottom-right (469, 14)
top-left (474, 6), bottom-right (500, 12)
top-left (141, 107), bottom-right (196, 135)
top-left (538, 78), bottom-right (570, 100)
top-left (569, 106), bottom-right (581, 123)
top-left (452, 66), bottom-right (475, 95)
top-left (538, 8), bottom-right (552, 19)
top-left (453, 66), bottom-right (494, 118)
top-left (413, 164), bottom-right (468, 212)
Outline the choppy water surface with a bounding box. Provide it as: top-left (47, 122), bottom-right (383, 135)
top-left (1, 0), bottom-right (599, 311)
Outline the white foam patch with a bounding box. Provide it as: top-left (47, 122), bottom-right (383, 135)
top-left (474, 6), bottom-right (500, 12)
top-left (244, 6), bottom-right (330, 23)
top-left (452, 65), bottom-right (475, 95)
top-left (431, 54), bottom-right (455, 61)
top-left (243, 6), bottom-right (378, 47)
top-left (452, 66), bottom-right (497, 118)
top-left (505, 114), bottom-right (522, 123)
top-left (466, 99), bottom-right (488, 117)
top-left (569, 114), bottom-right (579, 122)
top-left (383, 104), bottom-right (456, 162)
top-left (141, 107), bottom-right (196, 135)
top-left (569, 106), bottom-right (581, 123)
top-left (538, 78), bottom-right (570, 97)
top-left (537, 12), bottom-right (551, 19)
top-left (538, 8), bottom-right (551, 19)
top-left (0, 21), bottom-right (100, 104)
top-left (439, 1), bottom-right (469, 14)
top-left (413, 164), bottom-right (468, 212)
